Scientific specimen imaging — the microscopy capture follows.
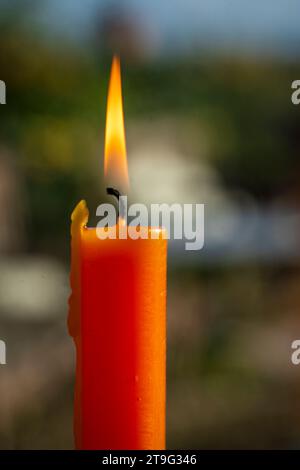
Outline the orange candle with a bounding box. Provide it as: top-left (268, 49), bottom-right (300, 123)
top-left (68, 57), bottom-right (167, 450)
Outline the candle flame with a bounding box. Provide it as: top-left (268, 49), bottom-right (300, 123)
top-left (104, 55), bottom-right (129, 193)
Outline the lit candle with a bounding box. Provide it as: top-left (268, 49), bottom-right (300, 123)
top-left (68, 56), bottom-right (167, 450)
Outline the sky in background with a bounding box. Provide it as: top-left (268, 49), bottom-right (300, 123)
top-left (22, 0), bottom-right (300, 59)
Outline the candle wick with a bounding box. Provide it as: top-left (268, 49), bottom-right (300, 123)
top-left (106, 187), bottom-right (126, 222)
top-left (106, 186), bottom-right (121, 201)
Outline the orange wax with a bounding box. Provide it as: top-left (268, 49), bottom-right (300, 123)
top-left (68, 200), bottom-right (167, 450)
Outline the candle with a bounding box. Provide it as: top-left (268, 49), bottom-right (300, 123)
top-left (68, 56), bottom-right (167, 450)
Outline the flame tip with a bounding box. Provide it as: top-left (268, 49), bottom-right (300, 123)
top-left (104, 54), bottom-right (129, 192)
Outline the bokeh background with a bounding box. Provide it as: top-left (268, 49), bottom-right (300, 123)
top-left (1, 0), bottom-right (300, 449)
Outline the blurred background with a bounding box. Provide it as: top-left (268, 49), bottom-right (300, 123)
top-left (1, 0), bottom-right (300, 449)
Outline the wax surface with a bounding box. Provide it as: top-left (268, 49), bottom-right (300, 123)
top-left (68, 201), bottom-right (167, 450)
